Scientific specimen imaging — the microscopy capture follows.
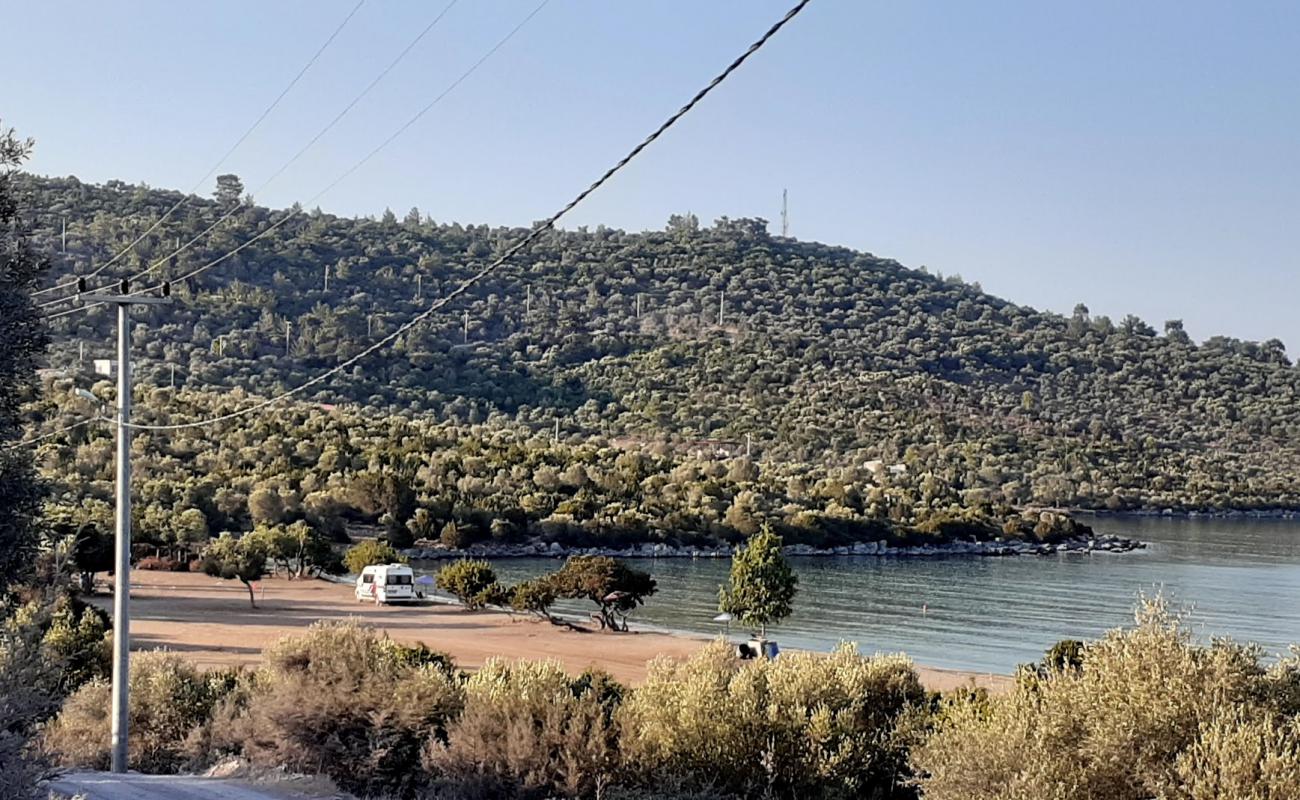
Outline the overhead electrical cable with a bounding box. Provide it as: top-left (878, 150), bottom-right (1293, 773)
top-left (32, 0), bottom-right (367, 301)
top-left (114, 0), bottom-right (813, 433)
top-left (41, 0), bottom-right (459, 314)
top-left (44, 0), bottom-right (546, 322)
top-left (0, 416), bottom-right (104, 451)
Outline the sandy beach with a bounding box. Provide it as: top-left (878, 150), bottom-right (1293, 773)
top-left (92, 570), bottom-right (1010, 692)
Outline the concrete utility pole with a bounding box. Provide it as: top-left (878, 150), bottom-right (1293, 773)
top-left (367, 315), bottom-right (374, 337)
top-left (416, 274), bottom-right (422, 300)
top-left (77, 277), bottom-right (170, 775)
top-left (323, 264), bottom-right (330, 292)
top-left (525, 285), bottom-right (531, 318)
top-left (746, 433), bottom-right (752, 458)
top-left (61, 216), bottom-right (67, 253)
top-left (781, 188), bottom-right (789, 237)
top-left (285, 321), bottom-right (292, 357)
top-left (718, 290), bottom-right (725, 327)
top-left (169, 363), bottom-right (175, 389)
top-left (636, 292), bottom-right (642, 319)
top-left (463, 310), bottom-right (469, 343)
top-left (553, 418), bottom-right (560, 444)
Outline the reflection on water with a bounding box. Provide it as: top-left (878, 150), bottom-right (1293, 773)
top-left (416, 517), bottom-right (1300, 673)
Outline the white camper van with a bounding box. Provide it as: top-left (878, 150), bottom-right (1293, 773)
top-left (355, 563), bottom-right (418, 604)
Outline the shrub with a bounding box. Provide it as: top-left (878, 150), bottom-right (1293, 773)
top-left (912, 599), bottom-right (1300, 800)
top-left (1166, 710), bottom-right (1300, 798)
top-left (510, 579), bottom-right (558, 620)
top-left (1043, 638), bottom-right (1084, 672)
top-left (342, 539), bottom-right (407, 575)
top-left (0, 616), bottom-right (60, 800)
top-left (38, 595), bottom-right (110, 692)
top-left (440, 521), bottom-right (471, 549)
top-left (136, 555), bottom-right (188, 571)
top-left (208, 621), bottom-right (462, 797)
top-left (380, 639), bottom-right (458, 677)
top-left (436, 560), bottom-right (500, 610)
top-left (427, 659), bottom-right (622, 799)
top-left (619, 642), bottom-right (924, 799)
top-left (42, 651), bottom-right (235, 773)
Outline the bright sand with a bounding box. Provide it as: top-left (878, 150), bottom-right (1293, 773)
top-left (93, 570), bottom-right (1011, 693)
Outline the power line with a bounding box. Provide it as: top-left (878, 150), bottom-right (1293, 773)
top-left (45, 0), bottom-right (548, 322)
top-left (118, 0), bottom-right (813, 433)
top-left (0, 416), bottom-right (103, 451)
top-left (32, 0), bottom-right (366, 300)
top-left (43, 0), bottom-right (458, 313)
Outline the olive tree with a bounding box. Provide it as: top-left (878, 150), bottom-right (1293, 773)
top-left (548, 556), bottom-right (656, 631)
top-left (200, 534), bottom-right (267, 608)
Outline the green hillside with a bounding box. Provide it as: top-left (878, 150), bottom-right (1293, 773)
top-left (20, 172), bottom-right (1300, 514)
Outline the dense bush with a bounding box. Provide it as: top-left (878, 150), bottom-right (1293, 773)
top-left (343, 539), bottom-right (407, 575)
top-left (0, 616), bottom-right (61, 800)
top-left (435, 559), bottom-right (502, 610)
top-left (207, 621), bottom-right (462, 797)
top-left (136, 555), bottom-right (189, 571)
top-left (912, 600), bottom-right (1300, 799)
top-left (41, 651), bottom-right (236, 773)
top-left (35, 594), bottom-right (111, 692)
top-left (427, 660), bottom-right (623, 798)
top-left (8, 592), bottom-right (112, 696)
top-left (619, 642), bottom-right (925, 799)
top-left (510, 579), bottom-right (558, 620)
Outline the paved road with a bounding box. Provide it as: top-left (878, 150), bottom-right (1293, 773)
top-left (48, 772), bottom-right (325, 800)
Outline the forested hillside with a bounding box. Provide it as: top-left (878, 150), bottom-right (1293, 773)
top-left (19, 173), bottom-right (1300, 513)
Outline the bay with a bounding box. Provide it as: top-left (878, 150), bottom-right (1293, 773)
top-left (416, 517), bottom-right (1300, 674)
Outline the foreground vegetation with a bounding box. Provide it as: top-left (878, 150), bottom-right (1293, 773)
top-left (20, 173), bottom-right (1300, 514)
top-left (32, 605), bottom-right (1300, 800)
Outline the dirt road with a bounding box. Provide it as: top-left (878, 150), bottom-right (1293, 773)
top-left (48, 772), bottom-right (336, 800)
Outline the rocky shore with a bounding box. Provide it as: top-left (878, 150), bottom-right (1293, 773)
top-left (401, 532), bottom-right (1145, 562)
top-left (1077, 508), bottom-right (1300, 520)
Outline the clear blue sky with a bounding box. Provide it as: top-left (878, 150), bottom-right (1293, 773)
top-left (5, 1), bottom-right (1298, 349)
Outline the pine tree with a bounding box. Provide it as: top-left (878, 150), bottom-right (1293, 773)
top-left (0, 121), bottom-right (47, 592)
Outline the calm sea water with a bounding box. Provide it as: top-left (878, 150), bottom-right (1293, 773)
top-left (417, 517), bottom-right (1300, 673)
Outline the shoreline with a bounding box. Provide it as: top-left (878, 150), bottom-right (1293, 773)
top-left (400, 532), bottom-right (1145, 562)
top-left (98, 570), bottom-right (1012, 694)
top-left (1075, 508), bottom-right (1300, 520)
